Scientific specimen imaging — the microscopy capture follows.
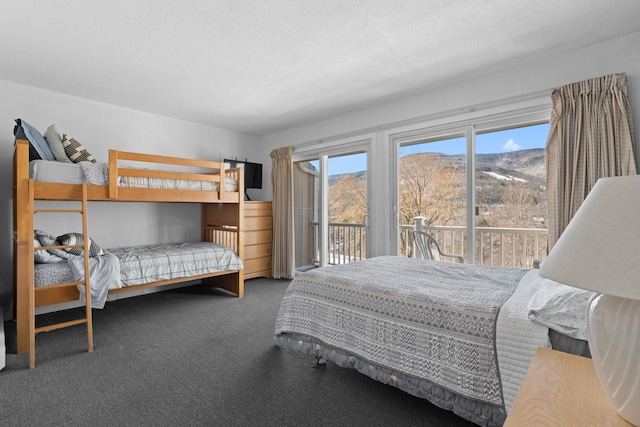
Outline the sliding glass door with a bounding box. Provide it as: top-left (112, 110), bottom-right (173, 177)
top-left (474, 123), bottom-right (549, 267)
top-left (398, 133), bottom-right (467, 259)
top-left (293, 139), bottom-right (370, 270)
top-left (292, 158), bottom-right (320, 271)
top-left (394, 111), bottom-right (549, 266)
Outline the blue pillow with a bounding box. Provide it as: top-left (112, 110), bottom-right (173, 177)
top-left (14, 119), bottom-right (55, 161)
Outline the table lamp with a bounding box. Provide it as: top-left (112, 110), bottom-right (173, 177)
top-left (540, 175), bottom-right (640, 426)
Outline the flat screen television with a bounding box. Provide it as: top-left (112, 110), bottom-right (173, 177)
top-left (224, 158), bottom-right (263, 200)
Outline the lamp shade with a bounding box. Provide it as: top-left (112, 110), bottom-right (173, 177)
top-left (540, 174), bottom-right (640, 425)
top-left (540, 175), bottom-right (640, 300)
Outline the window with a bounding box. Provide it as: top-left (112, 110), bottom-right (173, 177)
top-left (293, 135), bottom-right (372, 269)
top-left (393, 108), bottom-right (550, 266)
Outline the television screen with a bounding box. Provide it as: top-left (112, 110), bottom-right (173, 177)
top-left (224, 159), bottom-right (263, 190)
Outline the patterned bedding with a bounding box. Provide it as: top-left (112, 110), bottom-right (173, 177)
top-left (28, 160), bottom-right (237, 191)
top-left (35, 242), bottom-right (243, 307)
top-left (108, 242), bottom-right (243, 287)
top-left (35, 262), bottom-right (75, 286)
top-left (274, 256), bottom-right (543, 427)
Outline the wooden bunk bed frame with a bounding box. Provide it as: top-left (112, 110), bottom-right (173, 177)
top-left (13, 139), bottom-right (246, 357)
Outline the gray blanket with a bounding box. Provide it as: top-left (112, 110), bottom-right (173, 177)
top-left (67, 252), bottom-right (121, 309)
top-left (275, 256), bottom-right (526, 409)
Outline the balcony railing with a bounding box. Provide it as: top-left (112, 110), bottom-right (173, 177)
top-left (312, 220), bottom-right (547, 268)
top-left (311, 221), bottom-right (367, 265)
top-left (400, 223), bottom-right (547, 268)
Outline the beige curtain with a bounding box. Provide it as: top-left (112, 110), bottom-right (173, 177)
top-left (546, 73), bottom-right (637, 248)
top-left (270, 146), bottom-right (295, 279)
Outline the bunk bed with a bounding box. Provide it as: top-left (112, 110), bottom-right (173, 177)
top-left (13, 138), bottom-right (246, 367)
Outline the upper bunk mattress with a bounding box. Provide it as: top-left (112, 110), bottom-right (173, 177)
top-left (28, 160), bottom-right (237, 191)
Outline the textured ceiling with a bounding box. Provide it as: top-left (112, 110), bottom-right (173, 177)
top-left (2, 0), bottom-right (640, 136)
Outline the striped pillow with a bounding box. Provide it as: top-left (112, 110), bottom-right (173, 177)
top-left (62, 134), bottom-right (96, 163)
top-left (56, 232), bottom-right (104, 257)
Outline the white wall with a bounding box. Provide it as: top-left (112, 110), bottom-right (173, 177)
top-left (0, 79), bottom-right (257, 312)
top-left (255, 31), bottom-right (640, 256)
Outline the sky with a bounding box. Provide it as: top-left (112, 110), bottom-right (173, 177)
top-left (324, 123), bottom-right (549, 175)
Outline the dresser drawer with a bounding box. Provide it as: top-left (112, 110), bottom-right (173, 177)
top-left (244, 242), bottom-right (272, 260)
top-left (245, 229), bottom-right (272, 246)
top-left (245, 216), bottom-right (272, 232)
top-left (244, 257), bottom-right (272, 276)
top-left (245, 201), bottom-right (272, 217)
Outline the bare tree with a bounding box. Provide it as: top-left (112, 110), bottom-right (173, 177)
top-left (480, 181), bottom-right (547, 267)
top-left (328, 173), bottom-right (368, 261)
top-left (329, 173), bottom-right (367, 223)
top-left (399, 153), bottom-right (465, 226)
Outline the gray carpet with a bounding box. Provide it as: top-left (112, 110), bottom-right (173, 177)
top-left (1, 278), bottom-right (475, 427)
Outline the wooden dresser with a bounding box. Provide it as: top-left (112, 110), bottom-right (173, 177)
top-left (243, 201), bottom-right (272, 279)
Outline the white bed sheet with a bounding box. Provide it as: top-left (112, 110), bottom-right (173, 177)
top-left (496, 269), bottom-right (551, 413)
top-left (30, 159), bottom-right (84, 183)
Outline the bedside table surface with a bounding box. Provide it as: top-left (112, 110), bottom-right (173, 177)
top-left (505, 347), bottom-right (633, 426)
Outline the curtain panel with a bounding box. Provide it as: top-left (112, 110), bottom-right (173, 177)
top-left (546, 73), bottom-right (637, 248)
top-left (270, 146), bottom-right (295, 279)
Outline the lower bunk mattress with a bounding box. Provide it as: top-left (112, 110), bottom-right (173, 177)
top-left (274, 256), bottom-right (592, 427)
top-left (35, 241), bottom-right (243, 308)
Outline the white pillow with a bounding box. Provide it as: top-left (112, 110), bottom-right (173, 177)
top-left (44, 124), bottom-right (73, 163)
top-left (34, 229), bottom-right (73, 260)
top-left (528, 276), bottom-right (594, 340)
top-left (33, 239), bottom-right (66, 263)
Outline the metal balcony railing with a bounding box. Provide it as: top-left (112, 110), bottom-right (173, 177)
top-left (401, 223), bottom-right (547, 268)
top-left (311, 221), bottom-right (367, 265)
top-left (312, 220), bottom-right (547, 268)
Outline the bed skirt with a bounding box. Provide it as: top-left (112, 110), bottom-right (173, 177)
top-left (276, 333), bottom-right (506, 427)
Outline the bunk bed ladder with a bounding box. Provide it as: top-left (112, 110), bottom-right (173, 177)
top-left (28, 180), bottom-right (93, 368)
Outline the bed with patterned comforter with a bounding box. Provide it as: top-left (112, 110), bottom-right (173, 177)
top-left (274, 256), bottom-right (558, 427)
top-left (34, 240), bottom-right (243, 309)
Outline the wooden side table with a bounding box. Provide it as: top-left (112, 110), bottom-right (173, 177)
top-left (505, 347), bottom-right (633, 426)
